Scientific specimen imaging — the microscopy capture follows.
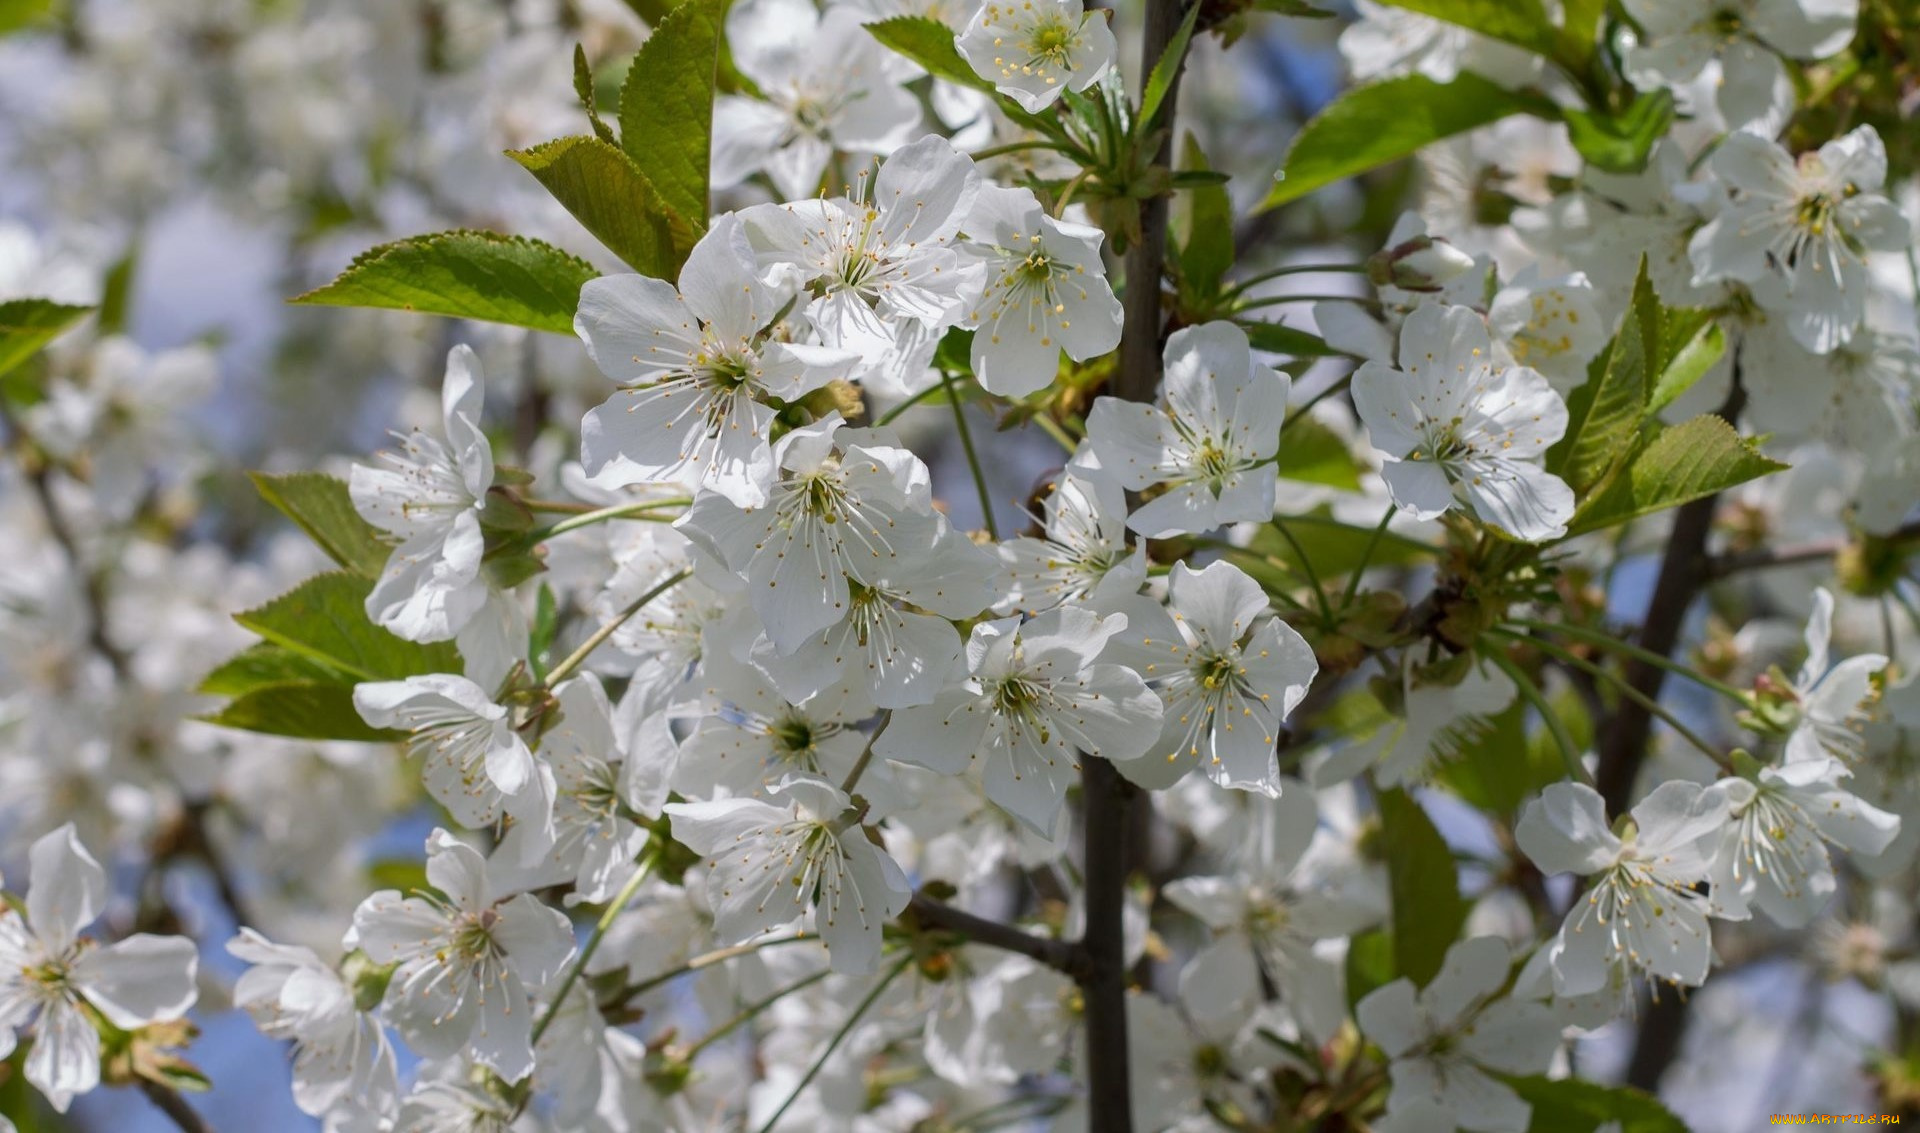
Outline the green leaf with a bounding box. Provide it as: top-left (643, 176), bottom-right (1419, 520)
top-left (1567, 414), bottom-right (1790, 536)
top-left (0, 0), bottom-right (55, 36)
top-left (866, 16), bottom-right (994, 94)
top-left (620, 0), bottom-right (724, 224)
top-left (1344, 928), bottom-right (1396, 1009)
top-left (508, 136), bottom-right (695, 278)
top-left (291, 230), bottom-right (599, 335)
top-left (200, 683), bottom-right (399, 743)
top-left (249, 471), bottom-right (393, 577)
top-left (97, 249), bottom-right (137, 336)
top-left (1376, 0), bottom-right (1556, 55)
top-left (1647, 316), bottom-right (1723, 414)
top-left (198, 643), bottom-right (350, 696)
top-left (1139, 0), bottom-right (1200, 128)
top-left (1262, 73), bottom-right (1556, 210)
top-left (1549, 265), bottom-right (1656, 494)
top-left (1251, 0), bottom-right (1335, 15)
top-left (1377, 787), bottom-right (1466, 987)
top-left (234, 572), bottom-right (462, 683)
top-left (0, 298), bottom-right (92, 381)
top-left (575, 43), bottom-right (620, 145)
top-left (1503, 1076), bottom-right (1689, 1133)
top-left (1175, 138), bottom-right (1234, 301)
top-left (1433, 700), bottom-right (1571, 818)
top-left (1561, 90), bottom-right (1674, 174)
top-left (1275, 416), bottom-right (1363, 490)
top-left (1240, 320), bottom-right (1340, 357)
top-left (530, 583), bottom-right (559, 680)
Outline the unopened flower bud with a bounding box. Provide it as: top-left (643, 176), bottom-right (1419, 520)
top-left (1366, 235), bottom-right (1475, 292)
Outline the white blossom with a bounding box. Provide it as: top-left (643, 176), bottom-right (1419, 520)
top-left (666, 776), bottom-right (911, 974)
top-left (350, 344), bottom-right (496, 643)
top-left (1357, 936), bottom-right (1558, 1133)
top-left (958, 184), bottom-right (1122, 396)
top-left (1689, 126), bottom-right (1907, 353)
top-left (352, 830), bottom-right (574, 1082)
top-left (0, 825), bottom-right (198, 1112)
top-left (1352, 303), bottom-right (1574, 542)
top-left (876, 606), bottom-right (1162, 834)
top-left (228, 929), bottom-right (398, 1125)
top-left (576, 214), bottom-right (858, 508)
top-left (1710, 757), bottom-right (1898, 927)
top-left (955, 0), bottom-right (1116, 112)
top-left (1084, 321), bottom-right (1289, 537)
top-left (1516, 780), bottom-right (1731, 998)
top-left (1103, 560), bottom-right (1318, 795)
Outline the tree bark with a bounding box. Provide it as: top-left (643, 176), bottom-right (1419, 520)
top-left (1076, 3), bottom-right (1192, 1127)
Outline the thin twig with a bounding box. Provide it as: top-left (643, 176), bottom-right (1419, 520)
top-left (907, 895), bottom-right (1078, 973)
top-left (140, 1081), bottom-right (215, 1133)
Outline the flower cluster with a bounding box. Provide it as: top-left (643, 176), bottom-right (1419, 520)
top-left (4, 0), bottom-right (1920, 1128)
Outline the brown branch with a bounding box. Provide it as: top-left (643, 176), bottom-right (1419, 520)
top-left (906, 895), bottom-right (1079, 973)
top-left (1705, 519), bottom-right (1920, 580)
top-left (1595, 374), bottom-right (1746, 1093)
top-left (140, 1080), bottom-right (215, 1133)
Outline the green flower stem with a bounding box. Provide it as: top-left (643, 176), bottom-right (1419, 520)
top-left (1339, 505), bottom-right (1396, 611)
top-left (529, 842), bottom-right (664, 1048)
top-left (1223, 262), bottom-right (1367, 300)
top-left (751, 954), bottom-right (912, 1133)
top-left (1484, 645), bottom-right (1593, 786)
top-left (943, 369), bottom-right (1001, 540)
top-left (684, 968), bottom-right (834, 1059)
top-left (1492, 628), bottom-right (1730, 768)
top-left (1505, 617), bottom-right (1751, 704)
top-left (543, 568), bottom-right (691, 687)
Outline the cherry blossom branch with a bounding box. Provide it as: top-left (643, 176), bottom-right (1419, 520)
top-left (140, 1080), bottom-right (215, 1133)
top-left (542, 568), bottom-right (691, 686)
top-left (905, 895), bottom-right (1078, 972)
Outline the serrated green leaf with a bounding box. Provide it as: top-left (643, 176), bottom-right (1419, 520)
top-left (1561, 89), bottom-right (1674, 175)
top-left (1175, 137), bottom-right (1233, 302)
top-left (1376, 0), bottom-right (1556, 54)
top-left (1502, 1075), bottom-right (1689, 1133)
top-left (200, 683), bottom-right (399, 743)
top-left (1647, 316), bottom-right (1723, 414)
top-left (249, 471), bottom-right (393, 577)
top-left (1275, 416), bottom-right (1363, 490)
top-left (1549, 262), bottom-right (1656, 493)
top-left (1240, 320), bottom-right (1339, 357)
top-left (291, 230), bottom-right (599, 335)
top-left (866, 16), bottom-right (995, 93)
top-left (234, 572), bottom-right (462, 683)
top-left (1139, 0), bottom-right (1200, 128)
top-left (1262, 73), bottom-right (1556, 210)
top-left (198, 642), bottom-right (350, 696)
top-left (620, 0), bottom-right (723, 223)
top-left (0, 298), bottom-right (91, 381)
top-left (508, 136), bottom-right (695, 278)
top-left (1378, 787), bottom-right (1466, 987)
top-left (1567, 415), bottom-right (1790, 536)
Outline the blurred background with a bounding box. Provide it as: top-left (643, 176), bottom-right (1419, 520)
top-left (0, 0), bottom-right (1890, 1129)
